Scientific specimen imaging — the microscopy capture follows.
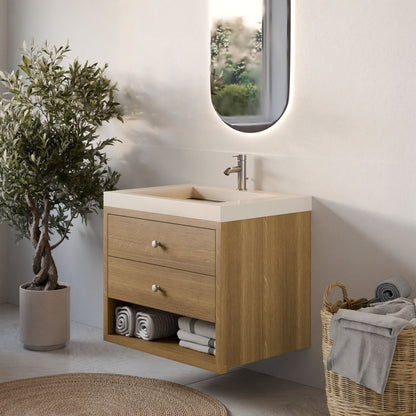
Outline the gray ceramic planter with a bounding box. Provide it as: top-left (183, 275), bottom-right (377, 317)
top-left (19, 284), bottom-right (70, 351)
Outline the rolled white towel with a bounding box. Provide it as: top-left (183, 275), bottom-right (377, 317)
top-left (177, 329), bottom-right (216, 348)
top-left (135, 308), bottom-right (178, 340)
top-left (115, 305), bottom-right (138, 337)
top-left (179, 340), bottom-right (216, 356)
top-left (178, 317), bottom-right (215, 339)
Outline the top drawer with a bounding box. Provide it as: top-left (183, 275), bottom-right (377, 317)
top-left (107, 215), bottom-right (216, 276)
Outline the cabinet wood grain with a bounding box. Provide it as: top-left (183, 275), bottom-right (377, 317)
top-left (108, 256), bottom-right (215, 322)
top-left (104, 206), bottom-right (311, 373)
top-left (216, 212), bottom-right (311, 369)
top-left (108, 214), bottom-right (216, 276)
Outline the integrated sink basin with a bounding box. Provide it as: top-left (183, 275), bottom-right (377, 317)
top-left (104, 184), bottom-right (312, 222)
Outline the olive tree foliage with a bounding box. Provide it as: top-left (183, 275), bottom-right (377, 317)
top-left (0, 42), bottom-right (123, 290)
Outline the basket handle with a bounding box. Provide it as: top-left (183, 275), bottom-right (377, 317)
top-left (323, 282), bottom-right (348, 304)
top-left (322, 281), bottom-right (350, 313)
top-left (323, 281), bottom-right (370, 314)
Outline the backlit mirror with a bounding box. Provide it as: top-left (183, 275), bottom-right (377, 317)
top-left (210, 0), bottom-right (290, 133)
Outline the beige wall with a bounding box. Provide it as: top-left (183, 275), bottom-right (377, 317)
top-left (0, 0), bottom-right (6, 70)
top-left (4, 0), bottom-right (416, 388)
top-left (0, 0), bottom-right (8, 303)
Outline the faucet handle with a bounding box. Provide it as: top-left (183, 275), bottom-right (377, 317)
top-left (226, 154), bottom-right (247, 191)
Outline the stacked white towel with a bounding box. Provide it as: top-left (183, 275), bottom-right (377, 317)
top-left (134, 308), bottom-right (178, 341)
top-left (115, 305), bottom-right (139, 337)
top-left (177, 317), bottom-right (216, 356)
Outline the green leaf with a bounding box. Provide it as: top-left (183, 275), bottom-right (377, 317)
top-left (22, 55), bottom-right (31, 67)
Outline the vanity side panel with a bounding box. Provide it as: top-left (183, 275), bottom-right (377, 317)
top-left (103, 207), bottom-right (111, 336)
top-left (218, 212), bottom-right (311, 368)
top-left (214, 221), bottom-right (228, 372)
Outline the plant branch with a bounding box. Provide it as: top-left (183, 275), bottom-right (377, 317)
top-left (50, 210), bottom-right (78, 251)
top-left (44, 243), bottom-right (58, 290)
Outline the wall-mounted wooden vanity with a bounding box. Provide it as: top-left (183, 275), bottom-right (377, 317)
top-left (103, 184), bottom-right (311, 373)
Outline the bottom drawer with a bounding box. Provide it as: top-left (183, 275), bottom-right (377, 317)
top-left (107, 256), bottom-right (216, 322)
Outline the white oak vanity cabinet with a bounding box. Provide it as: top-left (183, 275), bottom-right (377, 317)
top-left (103, 185), bottom-right (311, 373)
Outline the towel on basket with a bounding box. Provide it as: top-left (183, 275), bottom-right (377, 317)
top-left (328, 297), bottom-right (416, 394)
top-left (371, 276), bottom-right (412, 303)
top-left (115, 305), bottom-right (139, 337)
top-left (134, 308), bottom-right (178, 341)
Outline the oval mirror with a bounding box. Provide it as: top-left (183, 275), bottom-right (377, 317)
top-left (210, 0), bottom-right (290, 133)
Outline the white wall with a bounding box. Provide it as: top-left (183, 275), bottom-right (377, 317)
top-left (0, 0), bottom-right (8, 303)
top-left (0, 220), bottom-right (7, 302)
top-left (5, 0), bottom-right (416, 388)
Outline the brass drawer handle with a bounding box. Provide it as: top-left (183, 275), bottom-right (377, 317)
top-left (152, 284), bottom-right (161, 292)
top-left (151, 240), bottom-right (160, 248)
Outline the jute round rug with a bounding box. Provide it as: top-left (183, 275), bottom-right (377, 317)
top-left (0, 373), bottom-right (228, 415)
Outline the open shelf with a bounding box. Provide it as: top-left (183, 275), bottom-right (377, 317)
top-left (104, 333), bottom-right (219, 372)
top-left (104, 298), bottom-right (221, 373)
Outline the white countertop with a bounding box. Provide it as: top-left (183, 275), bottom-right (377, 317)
top-left (104, 184), bottom-right (312, 222)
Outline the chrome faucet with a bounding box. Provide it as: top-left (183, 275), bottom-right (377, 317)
top-left (224, 154), bottom-right (247, 191)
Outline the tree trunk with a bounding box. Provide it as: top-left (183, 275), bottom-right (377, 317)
top-left (26, 195), bottom-right (58, 290)
top-left (44, 243), bottom-right (58, 290)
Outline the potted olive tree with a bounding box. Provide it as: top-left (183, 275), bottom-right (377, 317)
top-left (0, 41), bottom-right (123, 350)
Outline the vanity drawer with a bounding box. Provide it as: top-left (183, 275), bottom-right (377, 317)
top-left (107, 215), bottom-right (216, 276)
top-left (107, 256), bottom-right (215, 322)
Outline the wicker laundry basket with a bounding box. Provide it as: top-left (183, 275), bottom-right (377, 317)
top-left (321, 281), bottom-right (416, 416)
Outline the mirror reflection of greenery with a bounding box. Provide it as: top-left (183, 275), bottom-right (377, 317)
top-left (211, 17), bottom-right (262, 116)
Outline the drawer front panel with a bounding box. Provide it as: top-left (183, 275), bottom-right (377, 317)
top-left (108, 215), bottom-right (216, 276)
top-left (107, 256), bottom-right (216, 323)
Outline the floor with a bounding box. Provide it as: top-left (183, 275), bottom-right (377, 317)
top-left (0, 304), bottom-right (329, 415)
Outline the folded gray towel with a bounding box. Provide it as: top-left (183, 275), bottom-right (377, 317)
top-left (328, 301), bottom-right (416, 394)
top-left (177, 330), bottom-right (216, 348)
top-left (179, 340), bottom-right (216, 356)
top-left (115, 305), bottom-right (138, 337)
top-left (135, 308), bottom-right (178, 341)
top-left (372, 276), bottom-right (412, 303)
top-left (362, 297), bottom-right (416, 321)
top-left (178, 317), bottom-right (216, 339)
